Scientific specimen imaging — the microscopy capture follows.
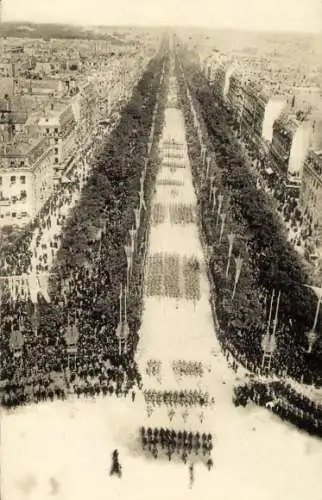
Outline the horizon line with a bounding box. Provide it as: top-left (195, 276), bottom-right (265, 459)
top-left (1, 19), bottom-right (322, 36)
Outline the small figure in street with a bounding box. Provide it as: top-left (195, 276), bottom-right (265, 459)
top-left (110, 449), bottom-right (122, 478)
top-left (189, 463), bottom-right (194, 488)
top-left (168, 408), bottom-right (175, 421)
top-left (207, 458), bottom-right (213, 471)
top-left (131, 391), bottom-right (136, 402)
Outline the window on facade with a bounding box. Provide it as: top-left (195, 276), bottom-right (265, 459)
top-left (12, 212), bottom-right (16, 218)
top-left (20, 161), bottom-right (25, 167)
top-left (20, 190), bottom-right (27, 199)
top-left (10, 176), bottom-right (16, 184)
top-left (10, 161), bottom-right (15, 167)
top-left (46, 128), bottom-right (50, 134)
top-left (55, 138), bottom-right (59, 144)
top-left (54, 128), bottom-right (58, 133)
top-left (20, 175), bottom-right (26, 184)
top-left (55, 147), bottom-right (59, 154)
top-left (55, 157), bottom-right (59, 164)
top-left (0, 177), bottom-right (2, 185)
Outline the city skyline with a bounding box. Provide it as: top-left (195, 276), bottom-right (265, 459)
top-left (2, 0), bottom-right (322, 33)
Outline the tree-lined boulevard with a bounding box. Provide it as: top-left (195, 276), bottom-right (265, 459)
top-left (1, 35), bottom-right (321, 500)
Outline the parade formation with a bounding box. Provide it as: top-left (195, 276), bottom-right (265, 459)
top-left (140, 426), bottom-right (214, 468)
top-left (135, 52), bottom-right (218, 478)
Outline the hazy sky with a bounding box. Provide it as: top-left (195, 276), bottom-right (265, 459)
top-left (3, 0), bottom-right (322, 32)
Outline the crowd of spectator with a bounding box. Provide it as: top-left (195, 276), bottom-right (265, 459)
top-left (0, 73), bottom-right (145, 409)
top-left (239, 135), bottom-right (316, 262)
top-left (233, 380), bottom-right (322, 438)
top-left (174, 42), bottom-right (322, 436)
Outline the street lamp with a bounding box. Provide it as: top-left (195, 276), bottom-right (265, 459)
top-left (261, 290), bottom-right (280, 370)
top-left (209, 176), bottom-right (215, 203)
top-left (115, 282), bottom-right (129, 357)
top-left (206, 156), bottom-right (211, 179)
top-left (304, 284), bottom-right (322, 353)
top-left (201, 146), bottom-right (207, 165)
top-left (140, 173), bottom-right (145, 195)
top-left (139, 187), bottom-right (146, 212)
top-left (124, 244), bottom-right (133, 291)
top-left (226, 233), bottom-right (235, 277)
top-left (216, 194), bottom-right (224, 227)
top-left (97, 216), bottom-right (107, 260)
top-left (115, 284), bottom-right (123, 356)
top-left (65, 318), bottom-right (79, 372)
top-left (212, 185), bottom-right (218, 212)
top-left (129, 227), bottom-right (136, 254)
top-left (219, 212), bottom-right (226, 244)
top-left (122, 286), bottom-right (130, 354)
top-left (232, 255), bottom-right (243, 300)
top-left (134, 208), bottom-right (140, 230)
top-left (10, 326), bottom-right (24, 359)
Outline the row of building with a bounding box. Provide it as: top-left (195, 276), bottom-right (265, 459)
top-left (202, 56), bottom-right (322, 246)
top-left (0, 36), bottom-right (158, 228)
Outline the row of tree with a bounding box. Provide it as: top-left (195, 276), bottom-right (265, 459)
top-left (46, 40), bottom-right (170, 352)
top-left (174, 43), bottom-right (322, 385)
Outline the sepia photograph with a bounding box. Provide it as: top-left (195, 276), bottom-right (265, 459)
top-left (0, 0), bottom-right (321, 499)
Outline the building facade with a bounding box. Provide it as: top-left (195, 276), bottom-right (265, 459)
top-left (226, 71), bottom-right (243, 110)
top-left (299, 150), bottom-right (322, 242)
top-left (0, 136), bottom-right (55, 225)
top-left (38, 102), bottom-right (77, 177)
top-left (262, 96), bottom-right (288, 143)
top-left (269, 114), bottom-right (308, 182)
top-left (212, 65), bottom-right (226, 100)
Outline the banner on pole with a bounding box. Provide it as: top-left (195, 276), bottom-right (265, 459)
top-left (10, 329), bottom-right (24, 352)
top-left (305, 284), bottom-right (322, 300)
top-left (37, 274), bottom-right (51, 303)
top-left (65, 323), bottom-right (79, 347)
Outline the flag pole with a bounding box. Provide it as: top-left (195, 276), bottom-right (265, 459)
top-left (119, 284), bottom-right (123, 323)
top-left (272, 291), bottom-right (281, 337)
top-left (266, 289), bottom-right (275, 336)
top-left (0, 284), bottom-right (2, 330)
top-left (124, 286), bottom-right (127, 325)
top-left (34, 301), bottom-right (38, 337)
top-left (312, 288), bottom-right (322, 331)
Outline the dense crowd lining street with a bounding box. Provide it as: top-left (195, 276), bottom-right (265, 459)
top-left (1, 39), bottom-right (322, 500)
top-left (0, 59), bottom-right (146, 406)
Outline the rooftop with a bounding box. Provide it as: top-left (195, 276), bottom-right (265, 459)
top-left (0, 136), bottom-right (44, 158)
top-left (38, 114), bottom-right (60, 127)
